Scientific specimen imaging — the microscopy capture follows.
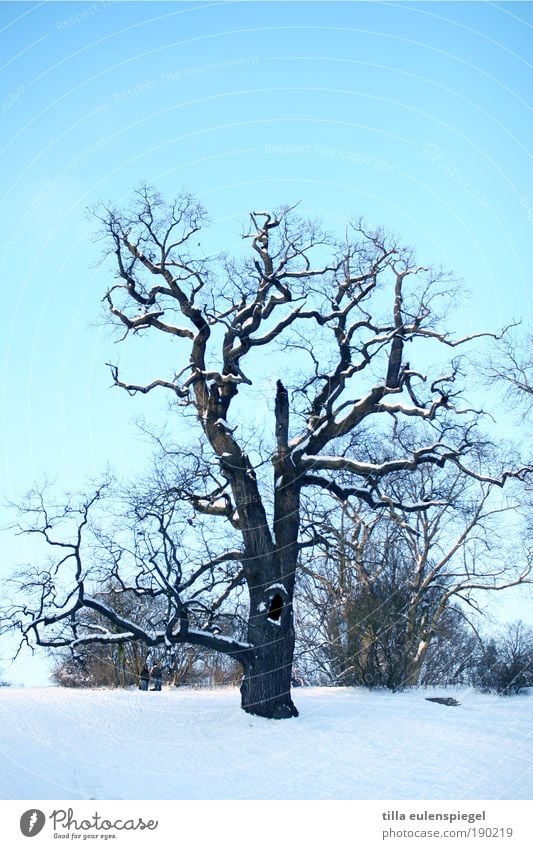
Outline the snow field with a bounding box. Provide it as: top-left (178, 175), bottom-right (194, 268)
top-left (0, 686), bottom-right (531, 800)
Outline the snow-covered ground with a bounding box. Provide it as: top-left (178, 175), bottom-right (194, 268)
top-left (0, 686), bottom-right (531, 800)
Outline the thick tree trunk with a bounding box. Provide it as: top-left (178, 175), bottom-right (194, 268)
top-left (238, 380), bottom-right (300, 718)
top-left (240, 582), bottom-right (299, 719)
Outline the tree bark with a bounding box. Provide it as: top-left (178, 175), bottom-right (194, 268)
top-left (240, 578), bottom-right (298, 718)
top-left (403, 638), bottom-right (431, 687)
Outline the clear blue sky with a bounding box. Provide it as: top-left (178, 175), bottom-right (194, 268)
top-left (1, 1), bottom-right (532, 684)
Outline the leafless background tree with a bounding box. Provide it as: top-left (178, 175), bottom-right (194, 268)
top-left (295, 454), bottom-right (530, 689)
top-left (473, 620), bottom-right (533, 695)
top-left (482, 327), bottom-right (533, 420)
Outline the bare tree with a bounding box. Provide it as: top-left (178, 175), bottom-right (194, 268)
top-left (296, 458), bottom-right (530, 689)
top-left (474, 621), bottom-right (533, 695)
top-left (482, 328), bottom-right (533, 418)
top-left (418, 607), bottom-right (482, 687)
top-left (3, 188), bottom-right (531, 718)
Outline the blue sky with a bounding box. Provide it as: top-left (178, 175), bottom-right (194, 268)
top-left (1, 1), bottom-right (532, 684)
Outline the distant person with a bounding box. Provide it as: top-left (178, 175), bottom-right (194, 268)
top-left (151, 664), bottom-right (163, 691)
top-left (139, 665), bottom-right (150, 691)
